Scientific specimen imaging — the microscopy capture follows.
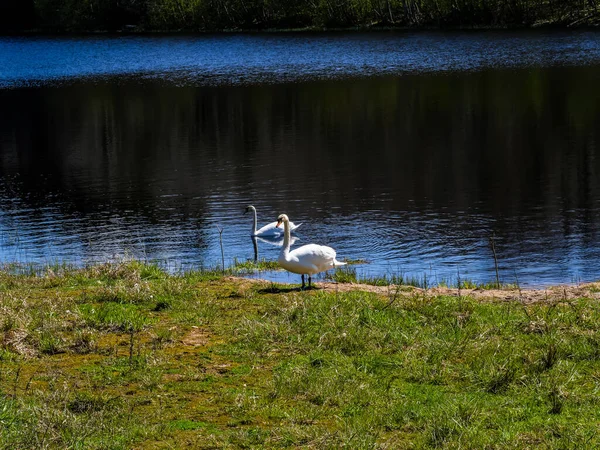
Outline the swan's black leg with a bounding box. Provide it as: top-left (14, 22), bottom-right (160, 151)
top-left (308, 276), bottom-right (312, 288)
top-left (301, 274), bottom-right (305, 289)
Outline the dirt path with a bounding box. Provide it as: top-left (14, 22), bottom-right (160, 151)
top-left (232, 276), bottom-right (600, 304)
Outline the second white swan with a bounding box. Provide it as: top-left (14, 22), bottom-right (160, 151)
top-left (245, 205), bottom-right (300, 237)
top-left (276, 213), bottom-right (345, 289)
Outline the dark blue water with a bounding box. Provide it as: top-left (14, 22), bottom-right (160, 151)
top-left (2, 31), bottom-right (600, 87)
top-left (1, 31), bottom-right (600, 287)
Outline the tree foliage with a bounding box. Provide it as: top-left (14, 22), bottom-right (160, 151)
top-left (1, 0), bottom-right (598, 31)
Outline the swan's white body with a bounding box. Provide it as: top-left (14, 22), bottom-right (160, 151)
top-left (276, 213), bottom-right (345, 288)
top-left (246, 205), bottom-right (300, 237)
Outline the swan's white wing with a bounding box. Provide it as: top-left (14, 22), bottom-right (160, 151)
top-left (254, 221), bottom-right (284, 237)
top-left (256, 221), bottom-right (300, 236)
top-left (286, 244), bottom-right (339, 274)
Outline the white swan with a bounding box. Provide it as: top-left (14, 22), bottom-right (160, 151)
top-left (276, 213), bottom-right (346, 289)
top-left (255, 234), bottom-right (299, 247)
top-left (245, 205), bottom-right (300, 237)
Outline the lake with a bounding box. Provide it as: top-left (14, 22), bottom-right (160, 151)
top-left (1, 30), bottom-right (600, 287)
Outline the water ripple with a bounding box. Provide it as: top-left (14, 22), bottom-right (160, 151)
top-left (1, 31), bottom-right (600, 88)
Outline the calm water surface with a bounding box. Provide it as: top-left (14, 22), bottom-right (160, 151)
top-left (1, 31), bottom-right (600, 286)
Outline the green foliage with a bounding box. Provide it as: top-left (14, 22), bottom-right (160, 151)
top-left (0, 389), bottom-right (148, 448)
top-left (36, 330), bottom-right (65, 355)
top-left (167, 419), bottom-right (212, 430)
top-left (7, 0), bottom-right (598, 31)
top-left (32, 0), bottom-right (146, 30)
top-left (327, 265), bottom-right (432, 287)
top-left (325, 266), bottom-right (359, 283)
top-left (67, 391), bottom-right (118, 414)
top-left (78, 303), bottom-right (151, 332)
top-left (229, 292), bottom-right (600, 446)
top-left (229, 258), bottom-right (281, 274)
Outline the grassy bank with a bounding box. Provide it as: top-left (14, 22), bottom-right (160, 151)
top-left (1, 0), bottom-right (599, 32)
top-left (2, 261), bottom-right (600, 448)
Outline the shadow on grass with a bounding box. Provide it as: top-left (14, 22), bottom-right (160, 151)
top-left (257, 284), bottom-right (321, 294)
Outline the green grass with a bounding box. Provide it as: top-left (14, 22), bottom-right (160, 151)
top-left (1, 261), bottom-right (600, 448)
top-left (326, 265), bottom-right (419, 286)
top-left (328, 266), bottom-right (521, 290)
top-left (229, 258), bottom-right (281, 274)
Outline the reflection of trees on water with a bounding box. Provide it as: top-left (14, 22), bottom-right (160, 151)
top-left (0, 66), bottom-right (599, 266)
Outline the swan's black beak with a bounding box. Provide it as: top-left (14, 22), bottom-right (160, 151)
top-left (276, 220), bottom-right (283, 228)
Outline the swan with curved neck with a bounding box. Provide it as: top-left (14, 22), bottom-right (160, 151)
top-left (245, 205), bottom-right (300, 237)
top-left (276, 213), bottom-right (346, 289)
top-left (255, 234), bottom-right (299, 247)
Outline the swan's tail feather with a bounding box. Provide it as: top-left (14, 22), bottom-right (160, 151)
top-left (333, 259), bottom-right (347, 267)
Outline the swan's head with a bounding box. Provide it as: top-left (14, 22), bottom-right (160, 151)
top-left (244, 205), bottom-right (256, 214)
top-left (276, 213), bottom-right (289, 228)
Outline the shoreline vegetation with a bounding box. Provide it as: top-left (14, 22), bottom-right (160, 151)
top-left (1, 0), bottom-right (599, 34)
top-left (2, 260), bottom-right (600, 447)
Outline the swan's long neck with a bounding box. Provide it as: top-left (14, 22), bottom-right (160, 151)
top-left (281, 218), bottom-right (291, 256)
top-left (251, 208), bottom-right (257, 235)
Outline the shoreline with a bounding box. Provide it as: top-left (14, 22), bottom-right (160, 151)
top-left (2, 22), bottom-right (599, 37)
top-left (233, 276), bottom-right (600, 304)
